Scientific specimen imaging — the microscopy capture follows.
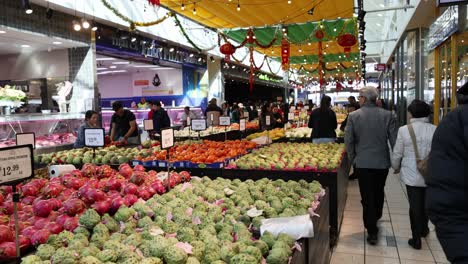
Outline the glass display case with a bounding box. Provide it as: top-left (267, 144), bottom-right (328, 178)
top-left (0, 113), bottom-right (82, 153)
top-left (101, 107), bottom-right (203, 132)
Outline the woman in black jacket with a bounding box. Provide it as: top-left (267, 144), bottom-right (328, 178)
top-left (308, 95), bottom-right (337, 143)
top-left (427, 82), bottom-right (468, 264)
top-left (260, 104), bottom-right (276, 131)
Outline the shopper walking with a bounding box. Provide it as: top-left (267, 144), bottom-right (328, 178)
top-left (231, 104), bottom-right (242, 123)
top-left (391, 100), bottom-right (435, 250)
top-left (272, 104), bottom-right (284, 128)
top-left (344, 87), bottom-right (397, 245)
top-left (110, 101), bottom-right (139, 144)
top-left (205, 98), bottom-right (223, 116)
top-left (308, 95), bottom-right (337, 143)
top-left (74, 110), bottom-right (99, 148)
top-left (340, 103), bottom-right (358, 180)
top-left (426, 82), bottom-right (468, 263)
top-left (260, 104), bottom-right (276, 131)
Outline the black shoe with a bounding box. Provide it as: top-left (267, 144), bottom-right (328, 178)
top-left (367, 234), bottom-right (378, 245)
top-left (421, 228), bottom-right (430, 238)
top-left (349, 173), bottom-right (358, 180)
top-left (408, 238), bottom-right (422, 250)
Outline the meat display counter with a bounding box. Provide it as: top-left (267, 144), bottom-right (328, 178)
top-left (0, 113), bottom-right (82, 154)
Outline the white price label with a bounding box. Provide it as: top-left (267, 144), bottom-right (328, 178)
top-left (288, 113), bottom-right (295, 120)
top-left (266, 116), bottom-right (271, 126)
top-left (186, 117), bottom-right (191, 126)
top-left (219, 116), bottom-right (231, 126)
top-left (16, 133), bottom-right (35, 149)
top-left (143, 119), bottom-right (154, 131)
top-left (0, 145), bottom-right (33, 184)
top-left (239, 119), bottom-right (246, 131)
top-left (161, 128), bottom-right (174, 149)
top-left (84, 128), bottom-right (105, 147)
top-left (210, 113), bottom-right (214, 123)
top-left (191, 119), bottom-right (207, 131)
top-left (244, 111), bottom-right (249, 119)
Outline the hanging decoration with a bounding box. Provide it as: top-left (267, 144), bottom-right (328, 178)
top-left (101, 0), bottom-right (171, 30)
top-left (316, 28), bottom-right (325, 88)
top-left (281, 38), bottom-right (290, 71)
top-left (337, 34), bottom-right (357, 57)
top-left (148, 0), bottom-right (160, 6)
top-left (173, 14), bottom-right (203, 52)
top-left (220, 43), bottom-right (236, 62)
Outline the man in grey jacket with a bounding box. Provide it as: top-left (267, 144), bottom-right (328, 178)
top-left (345, 87), bottom-right (397, 245)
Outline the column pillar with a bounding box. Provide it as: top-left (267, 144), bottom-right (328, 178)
top-left (207, 57), bottom-right (223, 104)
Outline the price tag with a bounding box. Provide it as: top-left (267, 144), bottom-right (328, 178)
top-left (305, 105), bottom-right (310, 110)
top-left (244, 111), bottom-right (249, 119)
top-left (239, 118), bottom-right (246, 131)
top-left (0, 145), bottom-right (33, 185)
top-left (143, 119), bottom-right (154, 131)
top-left (288, 113), bottom-right (295, 120)
top-left (219, 116), bottom-right (231, 126)
top-left (186, 117), bottom-right (191, 126)
top-left (266, 116), bottom-right (271, 126)
top-left (84, 128), bottom-right (105, 147)
top-left (210, 113), bottom-right (214, 123)
top-left (191, 119), bottom-right (206, 131)
top-left (16, 133), bottom-right (35, 149)
top-left (160, 128), bottom-right (174, 149)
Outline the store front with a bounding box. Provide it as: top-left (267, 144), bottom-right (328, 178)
top-left (0, 0), bottom-right (93, 152)
top-left (94, 24), bottom-right (207, 126)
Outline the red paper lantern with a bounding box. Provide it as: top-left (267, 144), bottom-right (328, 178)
top-left (220, 43), bottom-right (236, 62)
top-left (281, 38), bottom-right (290, 70)
top-left (315, 29), bottom-right (325, 40)
top-left (337, 34), bottom-right (357, 57)
top-left (247, 29), bottom-right (255, 44)
top-left (148, 0), bottom-right (160, 6)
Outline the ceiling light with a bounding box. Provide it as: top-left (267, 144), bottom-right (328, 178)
top-left (307, 42), bottom-right (311, 46)
top-left (376, 23), bottom-right (381, 26)
top-left (21, 44), bottom-right (30, 48)
top-left (193, 3), bottom-right (197, 15)
top-left (237, 2), bottom-right (240, 11)
top-left (96, 57), bottom-right (116, 61)
top-left (189, 53), bottom-right (194, 57)
top-left (299, 48), bottom-right (302, 53)
top-left (23, 0), bottom-right (33, 14)
top-left (91, 21), bottom-right (98, 31)
top-left (82, 19), bottom-right (90, 29)
top-left (52, 41), bottom-right (62, 45)
top-left (333, 28), bottom-right (336, 32)
top-left (210, 56), bottom-right (215, 63)
top-left (112, 61), bottom-right (130, 65)
top-left (131, 37), bottom-right (137, 42)
top-left (282, 28), bottom-right (286, 32)
top-left (307, 7), bottom-right (314, 15)
top-left (378, 14), bottom-right (383, 17)
top-left (379, 4), bottom-right (385, 7)
top-left (133, 65), bottom-right (161, 68)
top-left (198, 57), bottom-right (202, 62)
top-left (181, 3), bottom-right (185, 10)
top-left (73, 20), bottom-right (81, 31)
top-left (287, 0), bottom-right (292, 4)
top-left (0, 31), bottom-right (6, 34)
top-left (109, 65), bottom-right (117, 69)
top-left (169, 48), bottom-right (175, 52)
top-left (97, 67), bottom-right (108, 70)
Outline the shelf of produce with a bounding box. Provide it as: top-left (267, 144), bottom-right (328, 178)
top-left (222, 155), bottom-right (349, 246)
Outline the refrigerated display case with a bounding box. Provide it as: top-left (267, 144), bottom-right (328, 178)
top-left (0, 113), bottom-right (82, 154)
top-left (101, 107), bottom-right (203, 132)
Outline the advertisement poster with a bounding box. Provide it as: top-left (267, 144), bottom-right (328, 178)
top-left (132, 71), bottom-right (183, 97)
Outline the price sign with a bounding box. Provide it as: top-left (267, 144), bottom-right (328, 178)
top-left (0, 145), bottom-right (33, 185)
top-left (186, 117), bottom-right (191, 126)
top-left (210, 113), bottom-right (214, 123)
top-left (288, 113), bottom-right (295, 120)
top-left (191, 119), bottom-right (207, 131)
top-left (239, 118), bottom-right (246, 131)
top-left (84, 128), bottom-right (105, 147)
top-left (244, 111), bottom-right (249, 119)
top-left (160, 128), bottom-right (174, 149)
top-left (16, 133), bottom-right (35, 149)
top-left (219, 116), bottom-right (231, 126)
top-left (265, 116), bottom-right (271, 126)
top-left (143, 119), bottom-right (154, 131)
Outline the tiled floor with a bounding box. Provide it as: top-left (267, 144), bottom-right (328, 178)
top-left (331, 170), bottom-right (450, 264)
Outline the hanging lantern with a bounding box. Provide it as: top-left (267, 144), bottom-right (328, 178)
top-left (337, 34), bottom-right (357, 57)
top-left (247, 29), bottom-right (255, 44)
top-left (281, 38), bottom-right (290, 70)
top-left (220, 43), bottom-right (236, 62)
top-left (315, 29), bottom-right (325, 40)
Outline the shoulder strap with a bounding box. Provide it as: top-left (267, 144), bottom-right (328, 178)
top-left (407, 124), bottom-right (420, 160)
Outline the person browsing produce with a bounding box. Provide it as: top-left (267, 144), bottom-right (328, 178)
top-left (74, 110), bottom-right (99, 148)
top-left (110, 101), bottom-right (139, 144)
top-left (152, 101), bottom-right (171, 133)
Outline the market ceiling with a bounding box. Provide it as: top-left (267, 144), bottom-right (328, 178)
top-left (159, 0), bottom-right (358, 69)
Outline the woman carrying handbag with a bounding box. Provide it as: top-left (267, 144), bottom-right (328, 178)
top-left (391, 100), bottom-right (436, 250)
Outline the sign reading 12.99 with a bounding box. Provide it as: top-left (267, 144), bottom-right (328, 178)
top-left (0, 145), bottom-right (34, 185)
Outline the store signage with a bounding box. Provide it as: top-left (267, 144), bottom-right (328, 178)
top-left (143, 120), bottom-right (154, 131)
top-left (16, 133), bottom-right (35, 149)
top-left (219, 116), bottom-right (231, 126)
top-left (239, 119), bottom-right (246, 131)
top-left (437, 0), bottom-right (468, 6)
top-left (428, 6), bottom-right (459, 50)
top-left (160, 128), bottom-right (174, 149)
top-left (374, 64), bottom-right (386, 71)
top-left (191, 119), bottom-right (207, 131)
top-left (84, 128), bottom-right (105, 147)
top-left (0, 145), bottom-right (33, 185)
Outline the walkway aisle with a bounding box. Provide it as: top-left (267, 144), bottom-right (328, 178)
top-left (331, 171), bottom-right (450, 264)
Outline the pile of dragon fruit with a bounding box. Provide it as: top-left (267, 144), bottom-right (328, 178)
top-left (0, 163), bottom-right (190, 257)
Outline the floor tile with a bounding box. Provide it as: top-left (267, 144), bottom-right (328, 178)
top-left (425, 239), bottom-right (443, 251)
top-left (365, 256), bottom-right (400, 264)
top-left (400, 260), bottom-right (435, 264)
top-left (366, 245), bottom-right (399, 258)
top-left (330, 252), bottom-right (365, 264)
top-left (334, 242), bottom-right (365, 254)
top-left (431, 250), bottom-right (449, 264)
top-left (398, 248), bottom-right (435, 262)
top-left (338, 232), bottom-right (364, 244)
top-left (395, 237), bottom-right (430, 250)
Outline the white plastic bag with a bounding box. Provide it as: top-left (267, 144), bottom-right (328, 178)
top-left (260, 215), bottom-right (314, 240)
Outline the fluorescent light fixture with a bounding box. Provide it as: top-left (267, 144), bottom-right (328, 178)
top-left (21, 44), bottom-right (30, 48)
top-left (97, 67), bottom-right (108, 70)
top-left (149, 68), bottom-right (173, 70)
top-left (0, 31), bottom-right (6, 34)
top-left (169, 48), bottom-right (175, 52)
top-left (133, 65), bottom-right (162, 68)
top-left (378, 14), bottom-right (383, 17)
top-left (109, 65), bottom-right (117, 69)
top-left (82, 19), bottom-right (90, 29)
top-left (109, 70), bottom-right (127, 73)
top-left (52, 41), bottom-right (62, 45)
top-left (112, 61), bottom-right (130, 65)
top-left (96, 57), bottom-right (116, 61)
